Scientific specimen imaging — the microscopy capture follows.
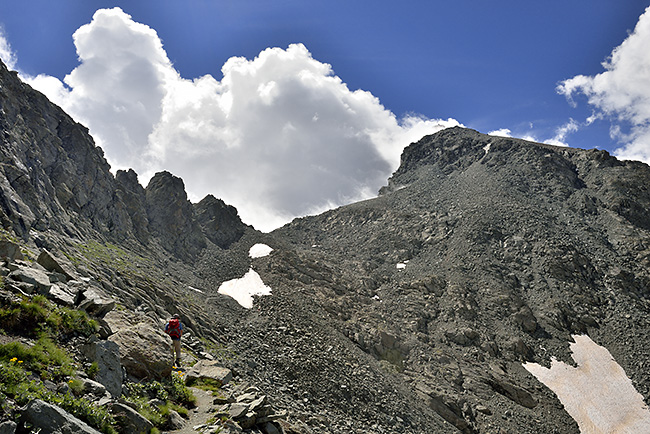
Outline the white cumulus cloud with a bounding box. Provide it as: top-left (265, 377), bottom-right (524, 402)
top-left (0, 28), bottom-right (17, 71)
top-left (17, 7), bottom-right (459, 231)
top-left (558, 6), bottom-right (650, 164)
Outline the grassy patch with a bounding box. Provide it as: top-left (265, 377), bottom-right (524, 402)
top-left (0, 336), bottom-right (75, 381)
top-left (74, 241), bottom-right (151, 277)
top-left (186, 377), bottom-right (223, 393)
top-left (0, 294), bottom-right (98, 338)
top-left (0, 344), bottom-right (117, 434)
top-left (122, 372), bottom-right (196, 429)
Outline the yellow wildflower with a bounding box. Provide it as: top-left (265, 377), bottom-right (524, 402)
top-left (10, 357), bottom-right (17, 363)
top-left (17, 360), bottom-right (23, 364)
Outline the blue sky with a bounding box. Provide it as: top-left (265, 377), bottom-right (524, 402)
top-left (1, 1), bottom-right (649, 230)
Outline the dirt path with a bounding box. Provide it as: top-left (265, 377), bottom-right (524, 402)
top-left (168, 387), bottom-right (215, 434)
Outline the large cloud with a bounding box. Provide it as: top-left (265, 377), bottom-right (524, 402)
top-left (0, 28), bottom-right (16, 71)
top-left (19, 8), bottom-right (459, 231)
top-left (558, 6), bottom-right (650, 164)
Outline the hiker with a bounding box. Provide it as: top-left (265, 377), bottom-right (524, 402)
top-left (165, 314), bottom-right (183, 366)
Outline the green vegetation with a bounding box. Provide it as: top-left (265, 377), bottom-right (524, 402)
top-left (122, 371), bottom-right (196, 430)
top-left (86, 361), bottom-right (99, 379)
top-left (0, 294), bottom-right (98, 338)
top-left (0, 290), bottom-right (117, 433)
top-left (0, 337), bottom-right (75, 380)
top-left (74, 240), bottom-right (151, 277)
top-left (0, 342), bottom-right (117, 434)
top-left (186, 376), bottom-right (223, 393)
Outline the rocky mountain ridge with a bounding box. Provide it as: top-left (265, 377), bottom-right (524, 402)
top-left (2, 56), bottom-right (650, 434)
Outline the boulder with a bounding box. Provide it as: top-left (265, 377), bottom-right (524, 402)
top-left (7, 266), bottom-right (51, 293)
top-left (76, 287), bottom-right (116, 318)
top-left (105, 310), bottom-right (173, 379)
top-left (0, 240), bottom-right (23, 261)
top-left (0, 421), bottom-right (16, 434)
top-left (47, 284), bottom-right (76, 306)
top-left (261, 422), bottom-right (281, 434)
top-left (37, 249), bottom-right (76, 281)
top-left (167, 410), bottom-right (186, 430)
top-left (20, 399), bottom-right (102, 434)
top-left (81, 340), bottom-right (123, 397)
top-left (81, 377), bottom-right (108, 399)
top-left (110, 402), bottom-right (154, 434)
top-left (185, 360), bottom-right (233, 387)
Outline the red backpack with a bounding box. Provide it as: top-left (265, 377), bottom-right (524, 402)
top-left (167, 318), bottom-right (181, 338)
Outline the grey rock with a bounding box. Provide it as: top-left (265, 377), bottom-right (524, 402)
top-left (20, 399), bottom-right (102, 434)
top-left (167, 409), bottom-right (186, 430)
top-left (110, 402), bottom-right (154, 434)
top-left (194, 194), bottom-right (247, 249)
top-left (8, 266), bottom-right (51, 293)
top-left (145, 171), bottom-right (206, 260)
top-left (76, 287), bottom-right (116, 317)
top-left (0, 421), bottom-right (16, 434)
top-left (0, 240), bottom-right (23, 261)
top-left (105, 310), bottom-right (173, 379)
top-left (47, 284), bottom-right (76, 306)
top-left (185, 360), bottom-right (233, 387)
top-left (37, 249), bottom-right (76, 281)
top-left (261, 422), bottom-right (281, 434)
top-left (81, 377), bottom-right (108, 398)
top-left (81, 340), bottom-right (123, 397)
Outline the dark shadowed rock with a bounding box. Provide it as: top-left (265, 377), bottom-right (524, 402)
top-left (145, 171), bottom-right (206, 259)
top-left (110, 402), bottom-right (154, 434)
top-left (0, 60), bottom-right (134, 240)
top-left (195, 194), bottom-right (247, 248)
top-left (0, 240), bottom-right (23, 261)
top-left (115, 169), bottom-right (150, 244)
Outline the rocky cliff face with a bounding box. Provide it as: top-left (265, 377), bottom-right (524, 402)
top-left (268, 127), bottom-right (650, 433)
top-left (0, 60), bottom-right (248, 259)
top-left (2, 56), bottom-right (650, 434)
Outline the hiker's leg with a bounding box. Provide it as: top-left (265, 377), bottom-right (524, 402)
top-left (173, 339), bottom-right (181, 360)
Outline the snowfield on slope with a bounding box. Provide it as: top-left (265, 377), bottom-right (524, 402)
top-left (218, 244), bottom-right (274, 308)
top-left (524, 335), bottom-right (650, 434)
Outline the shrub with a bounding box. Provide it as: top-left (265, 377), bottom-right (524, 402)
top-left (0, 359), bottom-right (29, 396)
top-left (0, 336), bottom-right (75, 381)
top-left (86, 361), bottom-right (99, 379)
top-left (0, 294), bottom-right (98, 338)
top-left (122, 373), bottom-right (196, 429)
top-left (166, 371), bottom-right (196, 408)
top-left (56, 393), bottom-right (117, 434)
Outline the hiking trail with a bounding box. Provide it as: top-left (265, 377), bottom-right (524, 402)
top-left (169, 387), bottom-right (215, 434)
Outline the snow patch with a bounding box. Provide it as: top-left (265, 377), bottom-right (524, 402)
top-left (396, 260), bottom-right (409, 270)
top-left (218, 269), bottom-right (272, 309)
top-left (524, 335), bottom-right (650, 434)
top-left (483, 142), bottom-right (492, 154)
top-left (249, 243), bottom-right (273, 258)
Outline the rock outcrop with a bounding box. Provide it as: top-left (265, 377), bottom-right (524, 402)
top-left (104, 310), bottom-right (173, 379)
top-left (195, 195), bottom-right (247, 249)
top-left (19, 399), bottom-right (102, 434)
top-left (145, 171), bottom-right (207, 259)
